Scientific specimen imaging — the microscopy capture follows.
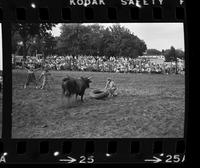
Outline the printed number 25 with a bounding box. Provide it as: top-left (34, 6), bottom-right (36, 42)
top-left (79, 156), bottom-right (94, 164)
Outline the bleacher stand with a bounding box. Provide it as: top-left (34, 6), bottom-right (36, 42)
top-left (12, 55), bottom-right (185, 74)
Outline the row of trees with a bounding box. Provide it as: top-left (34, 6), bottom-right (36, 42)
top-left (12, 23), bottom-right (56, 58)
top-left (12, 23), bottom-right (184, 63)
top-left (12, 23), bottom-right (147, 59)
top-left (57, 23), bottom-right (147, 59)
top-left (145, 48), bottom-right (185, 62)
top-left (145, 47), bottom-right (185, 74)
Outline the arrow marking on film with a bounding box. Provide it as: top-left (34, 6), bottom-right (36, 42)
top-left (144, 156), bottom-right (162, 163)
top-left (59, 156), bottom-right (76, 163)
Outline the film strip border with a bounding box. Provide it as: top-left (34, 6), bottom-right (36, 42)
top-left (0, 0), bottom-right (185, 21)
top-left (0, 0), bottom-right (188, 165)
top-left (0, 139), bottom-right (185, 163)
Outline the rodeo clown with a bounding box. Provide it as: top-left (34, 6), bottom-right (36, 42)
top-left (24, 64), bottom-right (40, 89)
top-left (105, 78), bottom-right (117, 97)
top-left (38, 66), bottom-right (54, 90)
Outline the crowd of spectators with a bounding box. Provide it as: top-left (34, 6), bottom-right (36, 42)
top-left (13, 55), bottom-right (185, 74)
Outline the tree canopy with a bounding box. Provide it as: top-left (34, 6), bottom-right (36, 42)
top-left (163, 46), bottom-right (185, 62)
top-left (56, 24), bottom-right (147, 59)
top-left (12, 23), bottom-right (56, 59)
top-left (145, 49), bottom-right (162, 55)
top-left (11, 23), bottom-right (185, 61)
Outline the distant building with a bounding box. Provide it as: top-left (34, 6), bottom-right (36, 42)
top-left (137, 55), bottom-right (165, 64)
top-left (36, 54), bottom-right (43, 60)
top-left (12, 55), bottom-right (23, 64)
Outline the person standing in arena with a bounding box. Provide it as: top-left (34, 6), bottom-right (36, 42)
top-left (38, 67), bottom-right (54, 90)
top-left (105, 78), bottom-right (117, 96)
top-left (24, 65), bottom-right (40, 89)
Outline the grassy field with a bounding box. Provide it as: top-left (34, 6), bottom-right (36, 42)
top-left (12, 69), bottom-right (185, 138)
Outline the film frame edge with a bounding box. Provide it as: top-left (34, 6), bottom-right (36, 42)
top-left (0, 0), bottom-right (189, 165)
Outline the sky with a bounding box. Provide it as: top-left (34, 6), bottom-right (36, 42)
top-left (51, 23), bottom-right (185, 51)
top-left (0, 23), bottom-right (2, 70)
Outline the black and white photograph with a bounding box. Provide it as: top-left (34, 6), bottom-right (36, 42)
top-left (12, 23), bottom-right (185, 138)
top-left (0, 23), bottom-right (2, 137)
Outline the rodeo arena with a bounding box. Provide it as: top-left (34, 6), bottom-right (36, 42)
top-left (12, 23), bottom-right (185, 138)
top-left (12, 53), bottom-right (185, 138)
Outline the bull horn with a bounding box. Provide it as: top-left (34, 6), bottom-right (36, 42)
top-left (88, 76), bottom-right (92, 79)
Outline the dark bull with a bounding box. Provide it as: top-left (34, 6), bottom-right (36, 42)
top-left (62, 76), bottom-right (92, 102)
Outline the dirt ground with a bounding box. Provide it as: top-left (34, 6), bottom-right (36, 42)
top-left (12, 70), bottom-right (185, 138)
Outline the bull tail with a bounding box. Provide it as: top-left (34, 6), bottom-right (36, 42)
top-left (62, 87), bottom-right (70, 97)
top-left (64, 90), bottom-right (70, 97)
